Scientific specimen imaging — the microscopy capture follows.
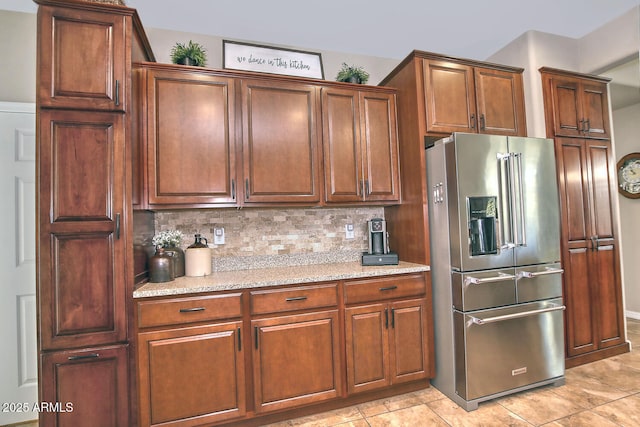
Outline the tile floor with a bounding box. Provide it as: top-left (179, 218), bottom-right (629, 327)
top-left (265, 318), bottom-right (640, 427)
top-left (9, 320), bottom-right (639, 427)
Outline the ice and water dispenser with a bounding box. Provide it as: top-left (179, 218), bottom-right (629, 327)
top-left (467, 197), bottom-right (498, 256)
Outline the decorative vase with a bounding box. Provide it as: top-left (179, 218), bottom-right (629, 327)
top-left (185, 234), bottom-right (211, 277)
top-left (163, 245), bottom-right (185, 277)
top-left (347, 76), bottom-right (361, 84)
top-left (178, 57), bottom-right (196, 66)
top-left (148, 247), bottom-right (174, 283)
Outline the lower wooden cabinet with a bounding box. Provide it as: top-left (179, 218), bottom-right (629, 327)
top-left (137, 322), bottom-right (245, 427)
top-left (252, 310), bottom-right (342, 413)
top-left (345, 299), bottom-right (429, 394)
top-left (39, 344), bottom-right (130, 427)
top-left (134, 272), bottom-right (431, 426)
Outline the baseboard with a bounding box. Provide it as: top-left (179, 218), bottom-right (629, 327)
top-left (566, 341), bottom-right (632, 369)
top-left (625, 310), bottom-right (640, 320)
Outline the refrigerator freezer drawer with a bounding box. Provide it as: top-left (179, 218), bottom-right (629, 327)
top-left (454, 298), bottom-right (565, 401)
top-left (452, 268), bottom-right (517, 311)
top-left (516, 263), bottom-right (563, 303)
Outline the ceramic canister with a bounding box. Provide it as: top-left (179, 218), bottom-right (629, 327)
top-left (185, 234), bottom-right (212, 276)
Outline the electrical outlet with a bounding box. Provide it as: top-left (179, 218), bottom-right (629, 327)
top-left (345, 223), bottom-right (355, 239)
top-left (214, 227), bottom-right (225, 244)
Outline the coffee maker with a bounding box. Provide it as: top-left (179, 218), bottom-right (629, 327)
top-left (361, 218), bottom-right (399, 266)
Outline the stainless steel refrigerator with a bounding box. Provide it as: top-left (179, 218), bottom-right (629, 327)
top-left (426, 133), bottom-right (565, 411)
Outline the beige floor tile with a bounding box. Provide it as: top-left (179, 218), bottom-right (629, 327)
top-left (428, 398), bottom-right (530, 427)
top-left (543, 409), bottom-right (623, 426)
top-left (366, 404), bottom-right (449, 427)
top-left (570, 357), bottom-right (640, 393)
top-left (356, 397), bottom-right (390, 418)
top-left (590, 394), bottom-right (640, 426)
top-left (262, 405), bottom-right (363, 427)
top-left (413, 384), bottom-right (448, 403)
top-left (555, 369), bottom-right (631, 407)
top-left (497, 387), bottom-right (586, 425)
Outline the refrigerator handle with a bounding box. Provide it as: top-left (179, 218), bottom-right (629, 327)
top-left (497, 153), bottom-right (513, 249)
top-left (515, 152), bottom-right (527, 246)
top-left (467, 303), bottom-right (566, 326)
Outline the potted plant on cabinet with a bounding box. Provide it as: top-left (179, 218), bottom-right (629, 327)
top-left (170, 40), bottom-right (207, 67)
top-left (335, 62), bottom-right (370, 84)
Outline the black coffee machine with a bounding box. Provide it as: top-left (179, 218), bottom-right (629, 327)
top-left (361, 218), bottom-right (399, 266)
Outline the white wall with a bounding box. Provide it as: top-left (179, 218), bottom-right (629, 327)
top-left (613, 103), bottom-right (640, 318)
top-left (0, 11), bottom-right (36, 103)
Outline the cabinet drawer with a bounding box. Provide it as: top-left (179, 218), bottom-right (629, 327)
top-left (138, 293), bottom-right (242, 329)
top-left (344, 274), bottom-right (426, 304)
top-left (251, 283), bottom-right (338, 315)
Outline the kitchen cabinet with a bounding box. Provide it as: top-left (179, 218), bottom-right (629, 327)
top-left (250, 283), bottom-right (342, 413)
top-left (38, 109), bottom-right (128, 350)
top-left (343, 274), bottom-right (431, 394)
top-left (39, 345), bottom-right (130, 427)
top-left (141, 66), bottom-right (237, 208)
top-left (541, 67), bottom-right (629, 367)
top-left (542, 69), bottom-right (610, 139)
top-left (35, 1), bottom-right (154, 426)
top-left (422, 57), bottom-right (526, 137)
top-left (37, 4), bottom-right (127, 111)
top-left (555, 137), bottom-right (626, 359)
top-left (136, 293), bottom-right (245, 426)
top-left (241, 78), bottom-right (322, 204)
top-left (321, 87), bottom-right (400, 203)
top-left (380, 51), bottom-right (526, 268)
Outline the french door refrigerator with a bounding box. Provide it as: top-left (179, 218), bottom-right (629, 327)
top-left (426, 132), bottom-right (565, 411)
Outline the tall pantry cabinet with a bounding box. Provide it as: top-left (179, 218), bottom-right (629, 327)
top-left (35, 0), bottom-right (153, 425)
top-left (540, 67), bottom-right (630, 368)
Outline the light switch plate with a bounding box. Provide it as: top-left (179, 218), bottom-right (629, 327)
top-left (345, 224), bottom-right (355, 239)
top-left (214, 227), bottom-right (225, 244)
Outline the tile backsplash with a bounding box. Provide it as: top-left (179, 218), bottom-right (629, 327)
top-left (153, 207), bottom-right (384, 270)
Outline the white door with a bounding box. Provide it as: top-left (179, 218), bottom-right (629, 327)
top-left (0, 102), bottom-right (37, 425)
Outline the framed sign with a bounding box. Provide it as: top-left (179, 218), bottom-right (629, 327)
top-left (223, 40), bottom-right (324, 79)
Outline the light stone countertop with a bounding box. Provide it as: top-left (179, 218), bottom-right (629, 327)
top-left (133, 261), bottom-right (430, 298)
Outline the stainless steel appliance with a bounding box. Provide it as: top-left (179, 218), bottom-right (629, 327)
top-left (362, 218), bottom-right (399, 265)
top-left (426, 133), bottom-right (565, 411)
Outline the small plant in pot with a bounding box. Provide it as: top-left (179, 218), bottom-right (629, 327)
top-left (335, 62), bottom-right (370, 84)
top-left (170, 40), bottom-right (207, 67)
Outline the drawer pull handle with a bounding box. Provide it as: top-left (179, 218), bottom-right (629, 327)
top-left (179, 307), bottom-right (205, 313)
top-left (68, 353), bottom-right (99, 361)
top-left (285, 296), bottom-right (308, 302)
top-left (379, 286), bottom-right (398, 291)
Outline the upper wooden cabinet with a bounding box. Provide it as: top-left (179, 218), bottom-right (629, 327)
top-left (423, 58), bottom-right (526, 136)
top-left (321, 87), bottom-right (400, 203)
top-left (134, 63), bottom-right (401, 209)
top-left (541, 68), bottom-right (611, 139)
top-left (141, 66), bottom-right (237, 208)
top-left (38, 5), bottom-right (127, 111)
top-left (241, 78), bottom-right (322, 204)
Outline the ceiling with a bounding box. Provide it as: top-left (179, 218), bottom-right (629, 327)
top-left (3, 0), bottom-right (640, 107)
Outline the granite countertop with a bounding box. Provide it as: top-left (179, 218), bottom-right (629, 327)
top-left (134, 261), bottom-right (430, 298)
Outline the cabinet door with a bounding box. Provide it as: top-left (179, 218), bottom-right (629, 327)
top-left (138, 322), bottom-right (245, 426)
top-left (360, 91), bottom-right (401, 202)
top-left (423, 59), bottom-right (476, 134)
top-left (38, 110), bottom-right (127, 350)
top-left (581, 81), bottom-right (610, 139)
top-left (146, 69), bottom-right (236, 207)
top-left (389, 299), bottom-right (429, 384)
top-left (321, 88), bottom-right (362, 202)
top-left (252, 310), bottom-right (341, 413)
top-left (548, 77), bottom-right (610, 139)
top-left (38, 6), bottom-right (127, 111)
top-left (241, 79), bottom-right (321, 204)
top-left (40, 345), bottom-right (129, 427)
top-left (345, 303), bottom-right (389, 394)
top-left (474, 68), bottom-right (526, 136)
top-left (556, 138), bottom-right (624, 357)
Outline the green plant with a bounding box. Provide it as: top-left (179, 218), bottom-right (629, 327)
top-left (170, 40), bottom-right (207, 67)
top-left (335, 62), bottom-right (370, 84)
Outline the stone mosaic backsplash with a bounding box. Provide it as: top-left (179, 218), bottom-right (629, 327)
top-left (153, 207), bottom-right (385, 270)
